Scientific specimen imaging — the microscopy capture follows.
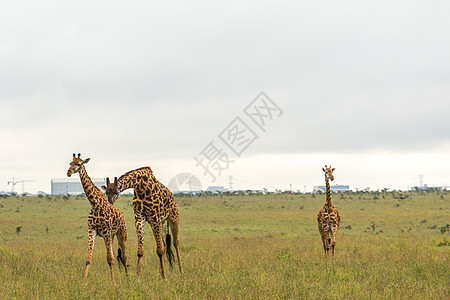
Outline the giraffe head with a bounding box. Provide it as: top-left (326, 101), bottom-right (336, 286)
top-left (67, 153), bottom-right (91, 177)
top-left (102, 177), bottom-right (119, 204)
top-left (322, 165), bottom-right (335, 181)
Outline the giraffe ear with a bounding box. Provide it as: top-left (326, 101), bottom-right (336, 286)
top-left (332, 168), bottom-right (336, 172)
top-left (83, 158), bottom-right (91, 164)
top-left (101, 185), bottom-right (107, 191)
top-left (322, 168), bottom-right (326, 172)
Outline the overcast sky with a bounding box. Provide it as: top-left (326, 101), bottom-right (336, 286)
top-left (1, 1), bottom-right (449, 193)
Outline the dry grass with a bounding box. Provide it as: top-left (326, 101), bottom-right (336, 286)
top-left (0, 191), bottom-right (448, 299)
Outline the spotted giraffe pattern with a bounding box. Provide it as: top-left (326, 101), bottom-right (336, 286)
top-left (67, 153), bottom-right (128, 282)
top-left (317, 165), bottom-right (341, 257)
top-left (104, 166), bottom-right (182, 279)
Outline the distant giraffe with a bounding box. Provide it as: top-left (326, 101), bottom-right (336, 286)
top-left (103, 167), bottom-right (182, 279)
top-left (67, 153), bottom-right (128, 282)
top-left (317, 165), bottom-right (341, 257)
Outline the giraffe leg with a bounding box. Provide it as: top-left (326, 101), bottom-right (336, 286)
top-left (326, 226), bottom-right (333, 258)
top-left (103, 233), bottom-right (115, 281)
top-left (321, 234), bottom-right (328, 257)
top-left (134, 213), bottom-right (145, 276)
top-left (318, 215), bottom-right (328, 258)
top-left (333, 212), bottom-right (341, 257)
top-left (323, 234), bottom-right (330, 258)
top-left (117, 227), bottom-right (128, 274)
top-left (150, 220), bottom-right (166, 280)
top-left (331, 226), bottom-right (338, 257)
top-left (326, 217), bottom-right (334, 258)
top-left (84, 228), bottom-right (96, 283)
top-left (169, 216), bottom-right (183, 274)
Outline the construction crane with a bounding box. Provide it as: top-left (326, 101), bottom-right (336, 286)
top-left (7, 178), bottom-right (34, 194)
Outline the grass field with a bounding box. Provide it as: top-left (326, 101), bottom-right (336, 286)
top-left (0, 190), bottom-right (448, 299)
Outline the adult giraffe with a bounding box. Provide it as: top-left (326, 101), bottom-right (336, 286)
top-left (317, 165), bottom-right (341, 257)
top-left (103, 167), bottom-right (182, 279)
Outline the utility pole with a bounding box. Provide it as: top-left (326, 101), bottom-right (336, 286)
top-left (188, 176), bottom-right (193, 193)
top-left (228, 175), bottom-right (234, 191)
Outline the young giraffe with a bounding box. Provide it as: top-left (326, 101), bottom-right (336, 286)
top-left (103, 167), bottom-right (182, 280)
top-left (317, 165), bottom-right (341, 257)
top-left (67, 153), bottom-right (128, 282)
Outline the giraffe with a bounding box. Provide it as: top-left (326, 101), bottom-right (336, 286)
top-left (317, 165), bottom-right (341, 257)
top-left (103, 167), bottom-right (182, 280)
top-left (67, 153), bottom-right (128, 282)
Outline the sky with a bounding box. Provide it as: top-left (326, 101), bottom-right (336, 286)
top-left (1, 1), bottom-right (449, 194)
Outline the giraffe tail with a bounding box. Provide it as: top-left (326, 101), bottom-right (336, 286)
top-left (166, 232), bottom-right (175, 268)
top-left (117, 248), bottom-right (125, 269)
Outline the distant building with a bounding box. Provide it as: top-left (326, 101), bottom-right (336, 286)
top-left (410, 184), bottom-right (445, 191)
top-left (314, 185), bottom-right (350, 193)
top-left (247, 189), bottom-right (265, 194)
top-left (51, 178), bottom-right (105, 195)
top-left (207, 186), bottom-right (229, 193)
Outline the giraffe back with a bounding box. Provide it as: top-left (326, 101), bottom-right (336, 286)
top-left (134, 173), bottom-right (178, 222)
top-left (88, 195), bottom-right (127, 237)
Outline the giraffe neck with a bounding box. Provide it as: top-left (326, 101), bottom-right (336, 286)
top-left (325, 175), bottom-right (333, 208)
top-left (78, 165), bottom-right (104, 207)
top-left (117, 167), bottom-right (154, 193)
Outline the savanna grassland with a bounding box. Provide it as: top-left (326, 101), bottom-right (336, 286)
top-left (0, 190), bottom-right (448, 299)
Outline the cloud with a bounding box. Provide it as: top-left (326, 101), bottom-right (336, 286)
top-left (1, 1), bottom-right (449, 192)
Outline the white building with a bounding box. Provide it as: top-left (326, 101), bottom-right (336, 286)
top-left (314, 184), bottom-right (350, 193)
top-left (207, 186), bottom-right (229, 193)
top-left (410, 184), bottom-right (445, 191)
top-left (51, 178), bottom-right (105, 195)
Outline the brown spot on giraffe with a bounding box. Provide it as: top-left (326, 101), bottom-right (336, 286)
top-left (104, 167), bottom-right (182, 280)
top-left (67, 153), bottom-right (128, 283)
top-left (317, 165), bottom-right (341, 257)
